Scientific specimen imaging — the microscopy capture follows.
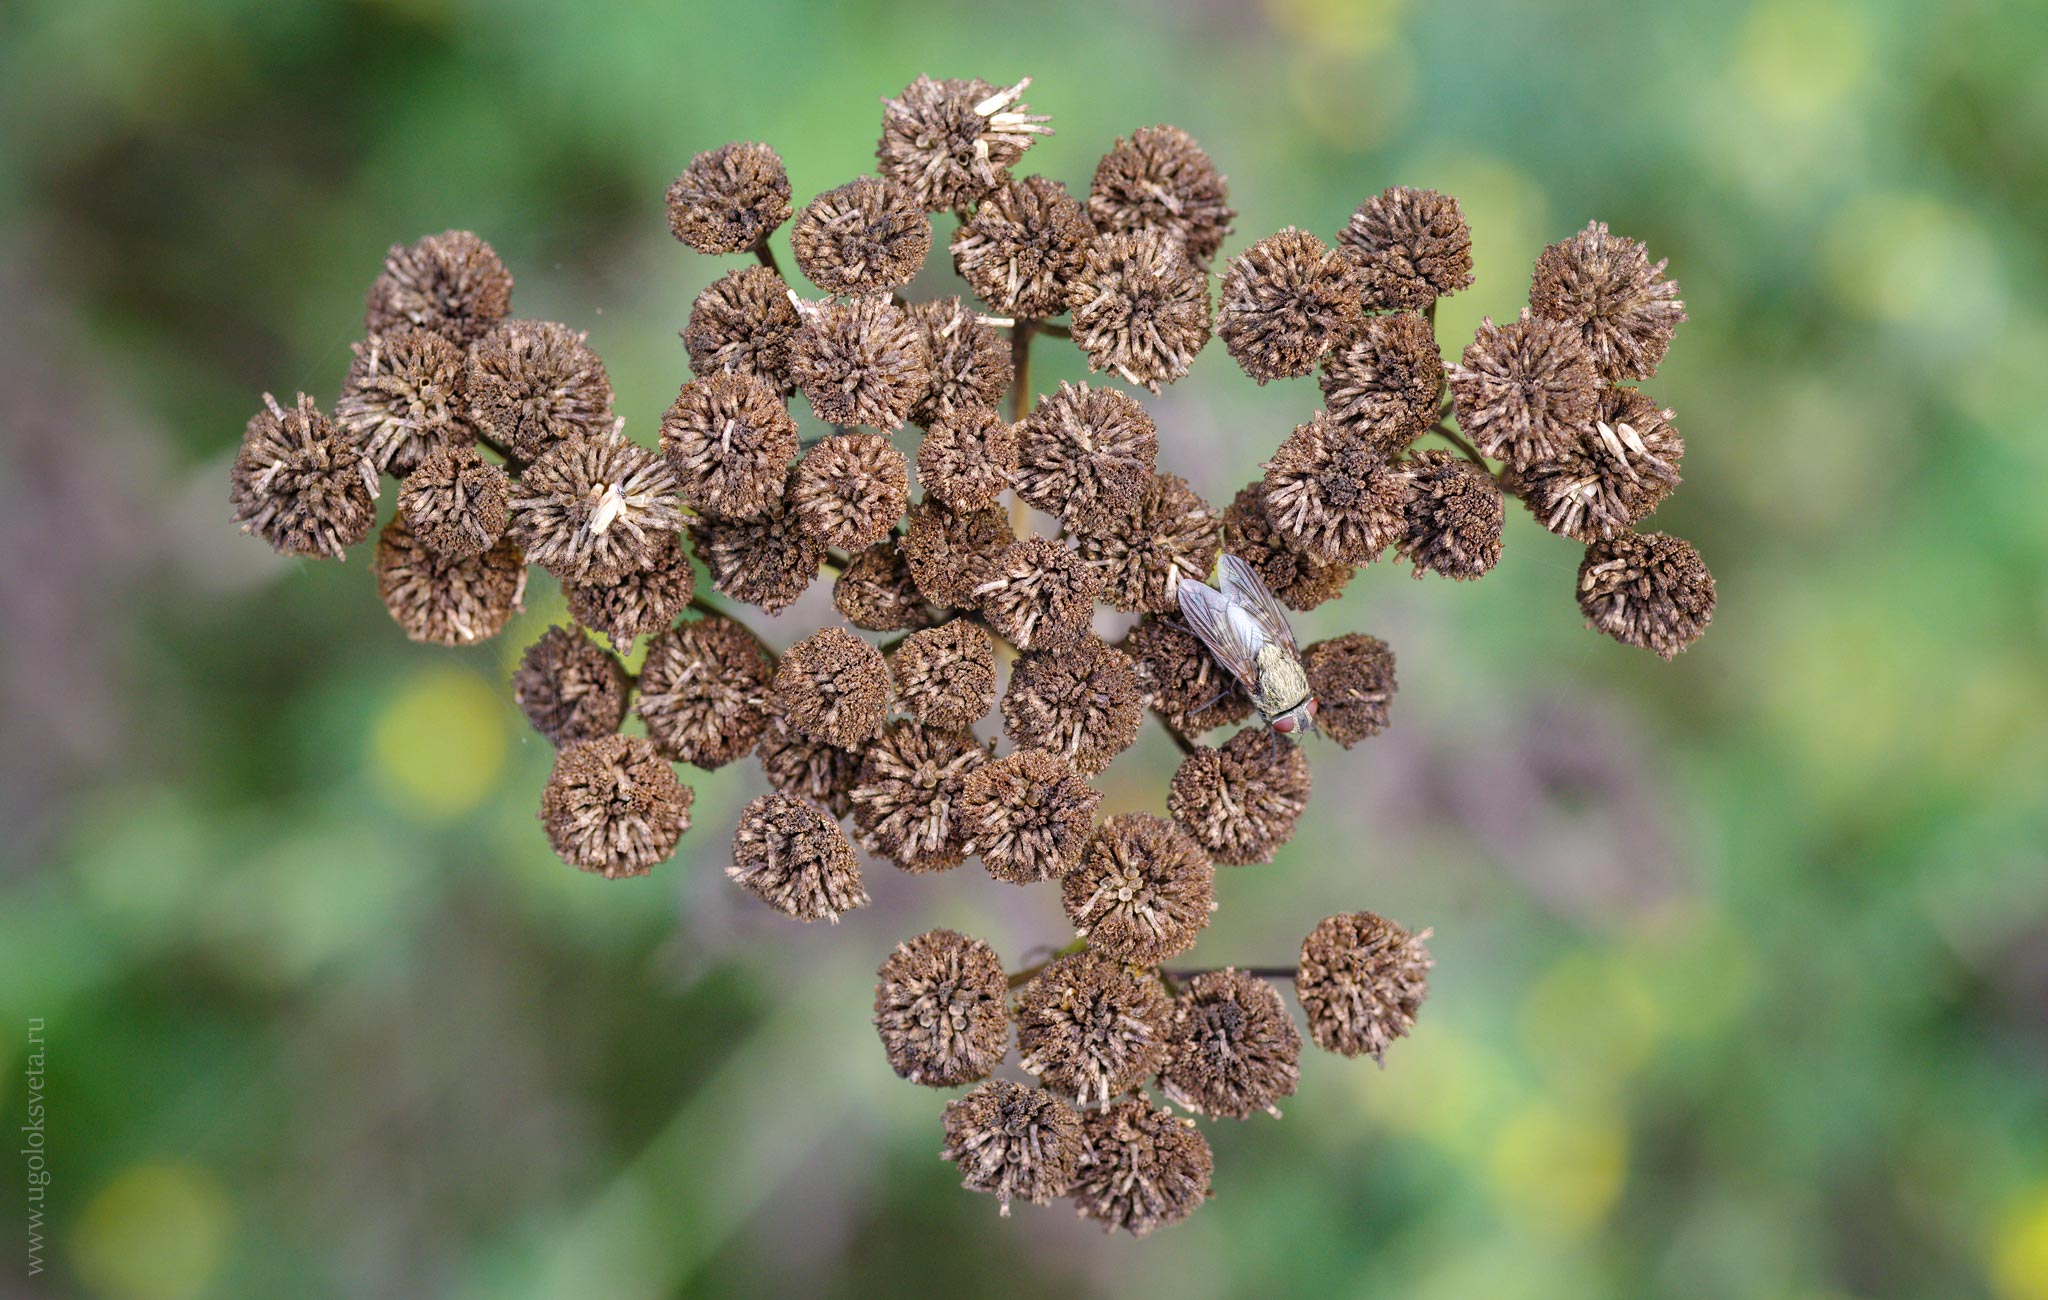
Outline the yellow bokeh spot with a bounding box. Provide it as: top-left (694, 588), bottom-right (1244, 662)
top-left (1822, 193), bottom-right (2003, 339)
top-left (1733, 0), bottom-right (1870, 123)
top-left (1404, 152), bottom-right (1548, 348)
top-left (1289, 44), bottom-right (1416, 152)
top-left (1264, 0), bottom-right (1407, 57)
top-left (370, 665), bottom-right (508, 820)
top-left (74, 1163), bottom-right (232, 1300)
top-left (1519, 950), bottom-right (1662, 1094)
top-left (1355, 1025), bottom-right (1501, 1161)
top-left (1489, 1100), bottom-right (1628, 1235)
top-left (1993, 1190), bottom-right (2048, 1300)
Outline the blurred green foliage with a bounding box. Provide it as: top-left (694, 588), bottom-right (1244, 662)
top-left (2, 0), bottom-right (2045, 1297)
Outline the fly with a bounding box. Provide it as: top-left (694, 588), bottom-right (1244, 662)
top-left (1175, 554), bottom-right (1318, 737)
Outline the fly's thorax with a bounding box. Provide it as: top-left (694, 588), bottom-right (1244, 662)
top-left (1252, 642), bottom-right (1311, 717)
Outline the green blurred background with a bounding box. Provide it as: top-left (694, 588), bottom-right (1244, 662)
top-left (3, 0), bottom-right (2046, 1296)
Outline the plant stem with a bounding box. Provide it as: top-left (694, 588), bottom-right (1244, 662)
top-left (1160, 965), bottom-right (1295, 984)
top-left (1006, 936), bottom-right (1087, 988)
top-left (1037, 321), bottom-right (1071, 340)
top-left (1428, 420), bottom-right (1498, 480)
top-left (1153, 710), bottom-right (1197, 756)
top-left (1009, 319), bottom-right (1038, 424)
top-left (752, 238), bottom-right (783, 279)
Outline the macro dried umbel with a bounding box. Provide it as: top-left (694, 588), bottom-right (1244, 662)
top-left (240, 78), bottom-right (1719, 1235)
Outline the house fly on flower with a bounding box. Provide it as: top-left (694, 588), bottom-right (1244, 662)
top-left (1176, 555), bottom-right (1318, 736)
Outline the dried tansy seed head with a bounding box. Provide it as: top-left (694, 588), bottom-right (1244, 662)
top-left (940, 1080), bottom-right (1083, 1215)
top-left (539, 734), bottom-right (692, 879)
top-left (1337, 186), bottom-right (1474, 312)
top-left (1014, 382), bottom-right (1158, 532)
top-left (1220, 482), bottom-right (1354, 612)
top-left (1320, 310), bottom-right (1445, 439)
top-left (1449, 310), bottom-right (1600, 470)
top-left (373, 515), bottom-right (526, 646)
top-left (363, 230), bottom-right (512, 346)
top-left (687, 496), bottom-right (824, 613)
top-left (771, 626), bottom-right (893, 748)
top-left (398, 442), bottom-right (509, 560)
top-left (1505, 386), bottom-right (1682, 543)
top-left (1578, 531), bottom-right (1715, 659)
top-left (1159, 969), bottom-right (1301, 1120)
top-left (1001, 635), bottom-right (1143, 777)
top-left (973, 535), bottom-right (1101, 651)
top-left (660, 371), bottom-right (799, 520)
top-left (789, 433), bottom-right (908, 551)
top-left (1530, 220), bottom-right (1685, 381)
top-left (1073, 472), bottom-right (1220, 615)
top-left (757, 716), bottom-right (864, 819)
top-left (683, 265), bottom-right (803, 396)
top-left (891, 619), bottom-right (996, 730)
top-left (906, 297), bottom-right (1013, 426)
top-left (465, 320), bottom-right (614, 462)
top-left (336, 327), bottom-right (470, 476)
top-left (1089, 125), bottom-right (1235, 266)
top-left (1063, 813), bottom-right (1215, 965)
top-left (952, 174), bottom-right (1092, 319)
top-left (789, 298), bottom-right (932, 431)
top-left (728, 792), bottom-right (866, 922)
top-left (509, 430), bottom-right (685, 584)
top-left (564, 530), bottom-right (694, 652)
top-left (635, 615), bottom-right (774, 768)
top-left (791, 176), bottom-right (933, 296)
top-left (666, 141), bottom-right (793, 255)
top-left (917, 405), bottom-right (1017, 513)
top-left (834, 540), bottom-right (939, 631)
top-left (1016, 951), bottom-right (1171, 1108)
top-left (1123, 615), bottom-right (1253, 736)
top-left (901, 499), bottom-right (1014, 610)
top-left (1397, 449), bottom-right (1503, 580)
top-left (1295, 911), bottom-right (1432, 1061)
top-left (1300, 633), bottom-right (1396, 749)
top-left (850, 719), bottom-right (988, 873)
top-left (231, 393), bottom-right (376, 559)
top-left (1071, 1097), bottom-right (1213, 1237)
top-left (1261, 411), bottom-right (1414, 564)
top-left (873, 928), bottom-right (1010, 1087)
top-left (1218, 228), bottom-right (1366, 383)
top-left (959, 748), bottom-right (1101, 885)
top-left (1068, 229), bottom-right (1212, 392)
top-left (513, 625), bottom-right (630, 747)
top-left (1167, 728), bottom-right (1311, 866)
top-left (878, 75), bottom-right (1052, 213)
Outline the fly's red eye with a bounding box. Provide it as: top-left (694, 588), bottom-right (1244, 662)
top-left (1272, 715), bottom-right (1296, 734)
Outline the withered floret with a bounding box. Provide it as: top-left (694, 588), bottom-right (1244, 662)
top-left (790, 176), bottom-right (932, 296)
top-left (539, 735), bottom-right (692, 879)
top-left (940, 1080), bottom-right (1083, 1215)
top-left (683, 265), bottom-right (803, 396)
top-left (464, 320), bottom-right (614, 463)
top-left (1448, 310), bottom-right (1600, 470)
top-left (1577, 531), bottom-right (1715, 659)
top-left (873, 928), bottom-right (1011, 1086)
top-left (1063, 813), bottom-right (1214, 965)
top-left (1073, 472), bottom-right (1221, 614)
top-left (687, 496), bottom-right (825, 613)
top-left (834, 540), bottom-right (940, 631)
top-left (757, 716), bottom-right (864, 819)
top-left (1000, 635), bottom-right (1143, 777)
top-left (635, 615), bottom-right (775, 768)
top-left (1013, 381), bottom-right (1158, 533)
top-left (1337, 186), bottom-right (1473, 312)
top-left (952, 173), bottom-right (1092, 319)
top-left (1529, 220), bottom-right (1685, 381)
top-left (1295, 911), bottom-right (1433, 1061)
top-left (564, 530), bottom-right (694, 652)
top-left (907, 297), bottom-right (1013, 427)
top-left (1015, 951), bottom-right (1172, 1108)
top-left (1320, 310), bottom-right (1445, 441)
top-left (1122, 615), bottom-right (1253, 736)
top-left (363, 230), bottom-right (512, 346)
top-left (665, 141), bottom-right (793, 255)
top-left (1167, 728), bottom-right (1311, 866)
top-left (508, 429), bottom-right (685, 584)
top-left (959, 748), bottom-right (1102, 884)
top-left (1067, 229), bottom-right (1212, 392)
top-left (878, 76), bottom-right (1052, 212)
top-left (1070, 1097), bottom-right (1214, 1236)
top-left (1159, 969), bottom-right (1301, 1120)
top-left (335, 327), bottom-right (470, 476)
top-left (397, 442), bottom-right (510, 560)
top-left (1261, 411), bottom-right (1414, 564)
top-left (1504, 386), bottom-right (1682, 543)
top-left (972, 535), bottom-right (1101, 651)
top-left (789, 433), bottom-right (908, 551)
top-left (727, 792), bottom-right (866, 921)
top-left (1089, 125), bottom-right (1235, 266)
top-left (901, 499), bottom-right (1014, 610)
top-left (891, 619), bottom-right (996, 730)
top-left (659, 371), bottom-right (800, 520)
top-left (1300, 633), bottom-right (1396, 749)
top-left (1221, 482), bottom-right (1354, 612)
top-left (789, 297), bottom-right (932, 431)
top-left (917, 406), bottom-right (1018, 513)
top-left (850, 719), bottom-right (988, 873)
top-left (231, 393), bottom-right (376, 560)
top-left (770, 627), bottom-right (893, 748)
top-left (513, 625), bottom-right (630, 747)
top-left (1218, 228), bottom-right (1366, 383)
top-left (372, 515), bottom-right (526, 646)
top-left (1397, 449), bottom-right (1504, 580)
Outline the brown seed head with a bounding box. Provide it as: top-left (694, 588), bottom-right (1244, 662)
top-left (364, 230), bottom-right (512, 346)
top-left (959, 748), bottom-right (1102, 884)
top-left (901, 498), bottom-right (1014, 610)
top-left (1013, 381), bottom-right (1158, 533)
top-left (1295, 911), bottom-right (1433, 1061)
top-left (1073, 472), bottom-right (1221, 614)
top-left (1122, 615), bottom-right (1253, 736)
top-left (973, 535), bottom-right (1101, 651)
top-left (683, 265), bottom-right (804, 397)
top-left (789, 433), bottom-right (908, 551)
top-left (1015, 951), bottom-right (1172, 1108)
top-left (790, 177), bottom-right (932, 296)
top-left (635, 615), bottom-right (775, 768)
top-left (770, 626), bottom-right (893, 748)
top-left (1063, 813), bottom-right (1215, 965)
top-left (1320, 310), bottom-right (1446, 439)
top-left (789, 297), bottom-right (932, 432)
top-left (686, 495), bottom-right (824, 613)
top-left (372, 514), bottom-right (526, 646)
top-left (1397, 449), bottom-right (1504, 580)
top-left (1530, 220), bottom-right (1686, 381)
top-left (398, 442), bottom-right (510, 560)
top-left (1088, 125), bottom-right (1235, 266)
top-left (906, 297), bottom-right (1014, 427)
top-left (665, 141), bottom-right (793, 255)
top-left (1448, 309), bottom-right (1601, 470)
top-left (834, 539), bottom-right (940, 631)
top-left (1337, 186), bottom-right (1474, 312)
top-left (1504, 386), bottom-right (1683, 543)
top-left (874, 928), bottom-right (1011, 1086)
top-left (1261, 411), bottom-right (1414, 564)
top-left (850, 719), bottom-right (989, 873)
top-left (1167, 728), bottom-right (1311, 866)
top-left (878, 76), bottom-right (1052, 213)
top-left (727, 792), bottom-right (866, 922)
top-left (513, 625), bottom-right (630, 747)
top-left (230, 392), bottom-right (376, 560)
top-left (757, 715), bottom-right (865, 819)
top-left (890, 619), bottom-right (997, 730)
top-left (564, 529), bottom-right (694, 652)
top-left (917, 405), bottom-right (1018, 513)
top-left (336, 327), bottom-right (471, 476)
top-left (1577, 531), bottom-right (1715, 659)
top-left (952, 174), bottom-right (1092, 319)
top-left (1159, 969), bottom-right (1301, 1120)
top-left (659, 370), bottom-right (799, 520)
top-left (509, 429), bottom-right (685, 584)
top-left (1067, 228), bottom-right (1212, 392)
top-left (539, 734), bottom-right (692, 879)
top-left (940, 1080), bottom-right (1083, 1215)
top-left (1001, 635), bottom-right (1142, 777)
top-left (1220, 482), bottom-right (1354, 612)
top-left (1301, 633), bottom-right (1396, 749)
top-left (1070, 1097), bottom-right (1213, 1236)
top-left (465, 320), bottom-right (614, 462)
top-left (1218, 228), bottom-right (1366, 383)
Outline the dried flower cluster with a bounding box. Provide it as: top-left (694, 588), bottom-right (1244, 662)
top-left (233, 78), bottom-right (1717, 1234)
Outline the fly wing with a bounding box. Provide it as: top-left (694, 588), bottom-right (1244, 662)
top-left (1176, 576), bottom-right (1267, 691)
top-left (1217, 554), bottom-right (1301, 658)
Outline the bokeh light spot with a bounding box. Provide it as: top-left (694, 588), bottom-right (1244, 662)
top-left (1734, 0), bottom-right (1871, 123)
top-left (1994, 1190), bottom-right (2048, 1300)
top-left (73, 1164), bottom-right (232, 1300)
top-left (1489, 1100), bottom-right (1629, 1235)
top-left (370, 666), bottom-right (508, 820)
top-left (1822, 193), bottom-right (2004, 346)
top-left (1264, 0), bottom-right (1408, 57)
